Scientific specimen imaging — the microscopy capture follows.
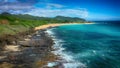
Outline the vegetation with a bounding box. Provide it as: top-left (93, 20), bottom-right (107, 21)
top-left (0, 12), bottom-right (86, 36)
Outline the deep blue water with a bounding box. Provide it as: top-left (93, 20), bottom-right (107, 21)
top-left (47, 22), bottom-right (120, 68)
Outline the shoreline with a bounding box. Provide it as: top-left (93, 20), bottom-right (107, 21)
top-left (34, 23), bottom-right (93, 30)
top-left (0, 22), bottom-right (93, 68)
top-left (34, 23), bottom-right (94, 67)
top-left (39, 23), bottom-right (94, 67)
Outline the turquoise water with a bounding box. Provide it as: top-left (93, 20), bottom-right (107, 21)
top-left (47, 23), bottom-right (120, 68)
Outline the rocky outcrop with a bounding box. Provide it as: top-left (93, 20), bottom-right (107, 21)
top-left (0, 29), bottom-right (56, 68)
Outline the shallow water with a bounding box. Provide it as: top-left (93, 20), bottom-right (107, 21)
top-left (46, 22), bottom-right (120, 68)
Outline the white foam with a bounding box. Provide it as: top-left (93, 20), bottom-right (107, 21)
top-left (63, 62), bottom-right (87, 68)
top-left (47, 62), bottom-right (58, 67)
top-left (46, 28), bottom-right (87, 68)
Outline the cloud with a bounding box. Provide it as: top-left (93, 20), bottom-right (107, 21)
top-left (17, 0), bottom-right (40, 4)
top-left (8, 10), bottom-right (30, 14)
top-left (0, 0), bottom-right (64, 11)
top-left (3, 0), bottom-right (17, 2)
top-left (0, 0), bottom-right (39, 4)
top-left (25, 8), bottom-right (88, 18)
top-left (0, 1), bottom-right (34, 10)
top-left (34, 2), bottom-right (65, 9)
top-left (0, 0), bottom-right (39, 10)
top-left (0, 4), bottom-right (33, 10)
top-left (45, 3), bottom-right (65, 8)
top-left (0, 0), bottom-right (88, 18)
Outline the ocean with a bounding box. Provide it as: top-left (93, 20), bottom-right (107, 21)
top-left (46, 21), bottom-right (120, 68)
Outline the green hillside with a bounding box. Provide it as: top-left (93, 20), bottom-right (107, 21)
top-left (0, 12), bottom-right (86, 36)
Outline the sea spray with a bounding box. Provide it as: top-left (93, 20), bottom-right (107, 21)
top-left (45, 28), bottom-right (87, 68)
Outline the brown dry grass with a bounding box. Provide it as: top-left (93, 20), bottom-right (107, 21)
top-left (0, 20), bottom-right (9, 25)
top-left (0, 62), bottom-right (14, 68)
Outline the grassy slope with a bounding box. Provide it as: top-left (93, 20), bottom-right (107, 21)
top-left (0, 13), bottom-right (86, 36)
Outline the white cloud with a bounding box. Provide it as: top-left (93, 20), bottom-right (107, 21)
top-left (46, 3), bottom-right (65, 9)
top-left (0, 5), bottom-right (33, 10)
top-left (0, 2), bottom-right (33, 10)
top-left (0, 1), bottom-right (88, 18)
top-left (25, 8), bottom-right (88, 18)
top-left (34, 2), bottom-right (65, 9)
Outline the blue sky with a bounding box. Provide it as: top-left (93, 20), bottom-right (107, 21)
top-left (0, 0), bottom-right (120, 20)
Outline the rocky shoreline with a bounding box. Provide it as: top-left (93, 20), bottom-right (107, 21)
top-left (0, 23), bottom-right (86, 68)
top-left (0, 28), bottom-right (58, 68)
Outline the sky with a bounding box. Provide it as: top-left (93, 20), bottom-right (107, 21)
top-left (0, 0), bottom-right (120, 21)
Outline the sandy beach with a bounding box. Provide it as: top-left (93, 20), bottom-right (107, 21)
top-left (34, 23), bottom-right (80, 30)
top-left (34, 23), bottom-right (94, 30)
